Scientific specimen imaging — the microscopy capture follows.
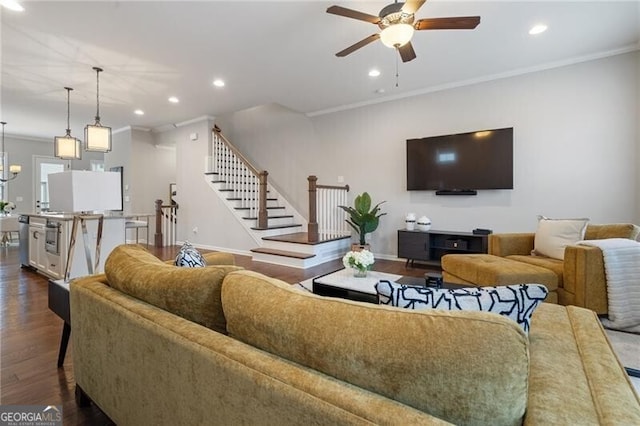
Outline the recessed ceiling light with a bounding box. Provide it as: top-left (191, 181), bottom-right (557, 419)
top-left (168, 96), bottom-right (179, 103)
top-left (134, 109), bottom-right (144, 116)
top-left (369, 69), bottom-right (381, 77)
top-left (1, 0), bottom-right (25, 12)
top-left (529, 24), bottom-right (548, 35)
top-left (213, 79), bottom-right (225, 87)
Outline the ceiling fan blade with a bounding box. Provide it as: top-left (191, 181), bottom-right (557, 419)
top-left (415, 16), bottom-right (481, 30)
top-left (402, 0), bottom-right (427, 14)
top-left (326, 5), bottom-right (380, 24)
top-left (336, 34), bottom-right (380, 57)
top-left (398, 42), bottom-right (417, 63)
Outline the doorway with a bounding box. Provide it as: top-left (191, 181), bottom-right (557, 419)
top-left (33, 156), bottom-right (67, 212)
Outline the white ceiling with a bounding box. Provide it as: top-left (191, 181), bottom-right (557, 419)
top-left (1, 1), bottom-right (639, 140)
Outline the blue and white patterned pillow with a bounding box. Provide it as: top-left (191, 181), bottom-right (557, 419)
top-left (175, 242), bottom-right (206, 268)
top-left (375, 281), bottom-right (548, 333)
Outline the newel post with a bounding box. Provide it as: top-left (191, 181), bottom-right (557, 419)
top-left (154, 199), bottom-right (163, 248)
top-left (257, 171), bottom-right (268, 229)
top-left (308, 175), bottom-right (319, 242)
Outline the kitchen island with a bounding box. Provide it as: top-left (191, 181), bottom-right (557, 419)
top-left (25, 213), bottom-right (126, 280)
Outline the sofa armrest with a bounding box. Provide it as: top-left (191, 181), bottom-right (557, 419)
top-left (563, 245), bottom-right (608, 314)
top-left (489, 233), bottom-right (535, 257)
top-left (203, 252), bottom-right (235, 266)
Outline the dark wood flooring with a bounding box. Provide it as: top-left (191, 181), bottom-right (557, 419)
top-left (0, 244), bottom-right (437, 424)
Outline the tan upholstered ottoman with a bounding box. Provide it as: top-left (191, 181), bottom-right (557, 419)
top-left (441, 254), bottom-right (558, 304)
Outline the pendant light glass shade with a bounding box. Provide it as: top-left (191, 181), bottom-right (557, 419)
top-left (85, 67), bottom-right (112, 152)
top-left (0, 121), bottom-right (21, 182)
top-left (54, 135), bottom-right (82, 159)
top-left (54, 87), bottom-right (82, 160)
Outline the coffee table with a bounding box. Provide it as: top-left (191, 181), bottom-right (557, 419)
top-left (312, 268), bottom-right (463, 304)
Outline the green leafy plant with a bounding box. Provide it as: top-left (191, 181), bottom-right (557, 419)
top-left (338, 192), bottom-right (386, 246)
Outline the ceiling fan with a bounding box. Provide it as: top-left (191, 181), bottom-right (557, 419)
top-left (327, 0), bottom-right (480, 63)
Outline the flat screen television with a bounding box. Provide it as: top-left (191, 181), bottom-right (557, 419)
top-left (406, 127), bottom-right (513, 193)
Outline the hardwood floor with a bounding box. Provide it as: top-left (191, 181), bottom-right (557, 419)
top-left (0, 243), bottom-right (437, 424)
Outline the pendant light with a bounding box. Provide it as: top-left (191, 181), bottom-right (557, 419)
top-left (85, 66), bottom-right (111, 152)
top-left (0, 121), bottom-right (21, 182)
top-left (54, 87), bottom-right (82, 160)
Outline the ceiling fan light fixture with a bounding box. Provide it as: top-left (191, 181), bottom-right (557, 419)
top-left (380, 23), bottom-right (414, 48)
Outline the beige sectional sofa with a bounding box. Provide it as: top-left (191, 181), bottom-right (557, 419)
top-left (70, 244), bottom-right (640, 425)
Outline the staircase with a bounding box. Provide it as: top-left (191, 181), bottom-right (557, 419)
top-left (204, 128), bottom-right (350, 268)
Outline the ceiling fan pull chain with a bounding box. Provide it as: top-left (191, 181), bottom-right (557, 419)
top-left (395, 52), bottom-right (400, 88)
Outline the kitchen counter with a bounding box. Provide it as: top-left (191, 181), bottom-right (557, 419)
top-left (26, 213), bottom-right (126, 280)
top-left (26, 212), bottom-right (134, 220)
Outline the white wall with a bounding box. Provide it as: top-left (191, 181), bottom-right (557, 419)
top-left (2, 134), bottom-right (103, 213)
top-left (159, 117), bottom-right (256, 252)
top-left (105, 128), bottom-right (132, 214)
top-left (222, 103), bottom-right (319, 217)
top-left (220, 52), bottom-right (639, 258)
top-left (130, 128), bottom-right (175, 215)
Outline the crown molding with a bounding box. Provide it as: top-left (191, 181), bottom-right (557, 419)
top-left (3, 133), bottom-right (51, 143)
top-left (307, 45), bottom-right (640, 118)
top-left (151, 115), bottom-right (215, 134)
top-left (113, 125), bottom-right (151, 135)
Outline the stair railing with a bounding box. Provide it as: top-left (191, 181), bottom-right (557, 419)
top-left (210, 128), bottom-right (268, 229)
top-left (307, 175), bottom-right (350, 242)
top-left (155, 199), bottom-right (178, 247)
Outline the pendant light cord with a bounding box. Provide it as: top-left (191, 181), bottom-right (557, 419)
top-left (93, 67), bottom-right (103, 123)
top-left (1, 122), bottom-right (5, 156)
top-left (1, 122), bottom-right (5, 179)
top-left (64, 87), bottom-right (72, 135)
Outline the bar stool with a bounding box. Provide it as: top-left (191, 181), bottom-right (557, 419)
top-left (0, 215), bottom-right (19, 246)
top-left (125, 216), bottom-right (149, 244)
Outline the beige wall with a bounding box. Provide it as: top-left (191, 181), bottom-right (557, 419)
top-left (636, 50), bottom-right (640, 225)
top-left (220, 52), bottom-right (640, 258)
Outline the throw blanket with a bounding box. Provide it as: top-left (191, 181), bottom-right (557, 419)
top-left (579, 238), bottom-right (640, 333)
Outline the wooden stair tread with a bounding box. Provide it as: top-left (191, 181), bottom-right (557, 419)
top-left (251, 224), bottom-right (302, 231)
top-left (242, 215), bottom-right (293, 220)
top-left (262, 232), bottom-right (351, 245)
top-left (250, 247), bottom-right (315, 260)
top-left (235, 206), bottom-right (285, 211)
top-left (227, 197), bottom-right (277, 201)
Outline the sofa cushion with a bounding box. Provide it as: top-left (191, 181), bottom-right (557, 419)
top-left (174, 241), bottom-right (206, 267)
top-left (375, 281), bottom-right (547, 332)
top-left (441, 254), bottom-right (559, 293)
top-left (534, 216), bottom-right (589, 260)
top-left (506, 254), bottom-right (565, 289)
top-left (222, 270), bottom-right (529, 426)
top-left (104, 244), bottom-right (243, 333)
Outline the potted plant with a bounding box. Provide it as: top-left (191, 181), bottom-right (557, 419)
top-left (338, 192), bottom-right (386, 250)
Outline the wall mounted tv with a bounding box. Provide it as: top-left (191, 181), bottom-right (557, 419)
top-left (406, 127), bottom-right (513, 195)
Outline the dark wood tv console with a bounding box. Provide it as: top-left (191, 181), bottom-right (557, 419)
top-left (397, 229), bottom-right (489, 267)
